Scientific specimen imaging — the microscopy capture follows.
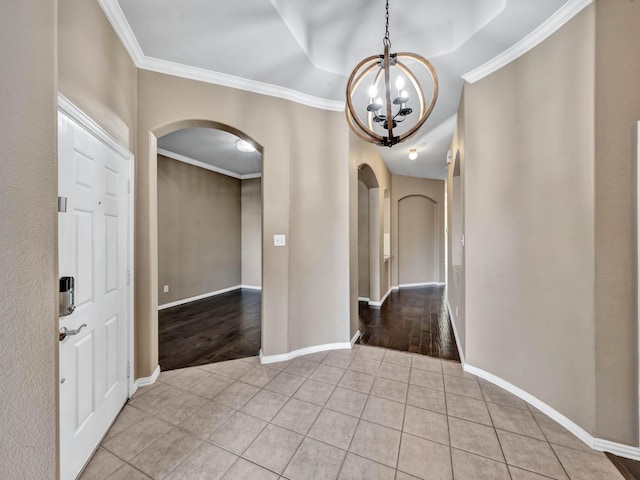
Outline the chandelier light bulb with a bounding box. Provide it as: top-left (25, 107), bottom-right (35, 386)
top-left (368, 85), bottom-right (378, 99)
top-left (395, 76), bottom-right (405, 91)
top-left (409, 149), bottom-right (418, 160)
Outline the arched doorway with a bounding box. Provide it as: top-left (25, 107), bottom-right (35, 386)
top-left (152, 121), bottom-right (264, 369)
top-left (398, 194), bottom-right (440, 286)
top-left (357, 164), bottom-right (380, 304)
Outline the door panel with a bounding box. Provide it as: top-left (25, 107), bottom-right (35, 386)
top-left (58, 111), bottom-right (129, 480)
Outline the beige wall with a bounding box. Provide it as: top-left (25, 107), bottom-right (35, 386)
top-left (447, 102), bottom-right (466, 353)
top-left (398, 195), bottom-right (439, 285)
top-left (157, 155), bottom-right (242, 304)
top-left (136, 71), bottom-right (350, 376)
top-left (58, 0), bottom-right (137, 151)
top-left (594, 0), bottom-right (640, 445)
top-left (0, 1), bottom-right (58, 479)
top-left (241, 178), bottom-right (262, 287)
top-left (358, 179), bottom-right (370, 298)
top-left (463, 6), bottom-right (597, 433)
top-left (348, 133), bottom-right (392, 336)
top-left (391, 175), bottom-right (445, 287)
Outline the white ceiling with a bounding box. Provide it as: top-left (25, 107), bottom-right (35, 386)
top-left (115, 0), bottom-right (575, 179)
top-left (157, 128), bottom-right (262, 177)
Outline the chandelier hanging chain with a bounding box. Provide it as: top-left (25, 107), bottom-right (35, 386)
top-left (345, 0), bottom-right (439, 147)
top-left (383, 0), bottom-right (391, 47)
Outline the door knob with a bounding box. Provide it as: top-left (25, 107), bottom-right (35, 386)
top-left (59, 323), bottom-right (87, 342)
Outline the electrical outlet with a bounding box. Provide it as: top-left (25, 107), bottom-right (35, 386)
top-left (163, 285), bottom-right (169, 293)
top-left (455, 306), bottom-right (459, 316)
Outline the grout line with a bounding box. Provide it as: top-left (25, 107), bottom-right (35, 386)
top-left (442, 367), bottom-right (456, 480)
top-left (479, 378), bottom-right (514, 480)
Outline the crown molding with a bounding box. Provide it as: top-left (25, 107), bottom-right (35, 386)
top-left (97, 0), bottom-right (345, 112)
top-left (157, 148), bottom-right (262, 180)
top-left (462, 0), bottom-right (593, 84)
top-left (97, 0), bottom-right (144, 64)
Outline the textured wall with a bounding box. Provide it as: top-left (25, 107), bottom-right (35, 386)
top-left (464, 6), bottom-right (596, 432)
top-left (241, 178), bottom-right (262, 288)
top-left (0, 1), bottom-right (58, 478)
top-left (157, 155), bottom-right (242, 304)
top-left (594, 0), bottom-right (640, 445)
top-left (136, 71), bottom-right (350, 374)
top-left (58, 0), bottom-right (137, 150)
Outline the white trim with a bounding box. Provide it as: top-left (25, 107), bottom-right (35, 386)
top-left (464, 363), bottom-right (640, 461)
top-left (157, 148), bottom-right (262, 180)
top-left (240, 285), bottom-right (262, 290)
top-left (398, 282), bottom-right (446, 288)
top-left (132, 365), bottom-right (161, 395)
top-left (351, 330), bottom-right (361, 346)
top-left (637, 120), bottom-right (640, 442)
top-left (358, 297), bottom-right (370, 302)
top-left (446, 300), bottom-right (465, 365)
top-left (462, 0), bottom-right (593, 83)
top-left (391, 286), bottom-right (400, 292)
top-left (96, 0), bottom-right (144, 65)
top-left (368, 287), bottom-right (393, 307)
top-left (158, 285), bottom-right (244, 310)
top-left (260, 342), bottom-right (352, 364)
top-left (57, 94), bottom-right (131, 160)
top-left (57, 93), bottom-right (137, 398)
top-left (97, 0), bottom-right (344, 112)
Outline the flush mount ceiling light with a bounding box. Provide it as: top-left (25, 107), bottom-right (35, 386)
top-left (408, 148), bottom-right (418, 160)
top-left (236, 139), bottom-right (256, 152)
top-left (345, 0), bottom-right (438, 147)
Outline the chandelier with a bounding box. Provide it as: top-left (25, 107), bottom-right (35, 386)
top-left (345, 0), bottom-right (438, 147)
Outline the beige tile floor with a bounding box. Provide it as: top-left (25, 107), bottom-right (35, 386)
top-left (80, 345), bottom-right (624, 480)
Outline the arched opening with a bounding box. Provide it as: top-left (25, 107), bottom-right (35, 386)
top-left (398, 194), bottom-right (440, 286)
top-left (357, 164), bottom-right (380, 304)
top-left (152, 120), bottom-right (264, 369)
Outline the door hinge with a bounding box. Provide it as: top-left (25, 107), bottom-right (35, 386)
top-left (126, 270), bottom-right (131, 286)
top-left (126, 362), bottom-right (131, 378)
top-left (127, 179), bottom-right (131, 194)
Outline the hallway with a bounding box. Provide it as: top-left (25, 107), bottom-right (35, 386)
top-left (358, 286), bottom-right (460, 361)
top-left (80, 345), bottom-right (623, 480)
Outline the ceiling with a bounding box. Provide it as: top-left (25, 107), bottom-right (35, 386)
top-left (114, 0), bottom-right (576, 180)
top-left (158, 128), bottom-right (262, 178)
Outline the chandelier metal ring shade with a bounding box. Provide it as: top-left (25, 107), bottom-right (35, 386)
top-left (345, 0), bottom-right (438, 147)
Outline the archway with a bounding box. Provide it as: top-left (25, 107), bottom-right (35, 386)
top-left (152, 120), bottom-right (265, 369)
top-left (398, 194), bottom-right (440, 285)
top-left (357, 163), bottom-right (381, 304)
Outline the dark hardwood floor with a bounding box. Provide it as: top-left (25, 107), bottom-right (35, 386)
top-left (158, 288), bottom-right (261, 371)
top-left (607, 453), bottom-right (640, 480)
top-left (358, 285), bottom-right (460, 361)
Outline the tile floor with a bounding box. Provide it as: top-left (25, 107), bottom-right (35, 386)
top-left (80, 345), bottom-right (624, 480)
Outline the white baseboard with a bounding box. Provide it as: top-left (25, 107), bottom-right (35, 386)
top-left (398, 282), bottom-right (446, 288)
top-left (369, 287), bottom-right (393, 307)
top-left (158, 285), bottom-right (243, 310)
top-left (132, 365), bottom-right (160, 396)
top-left (240, 285), bottom-right (262, 290)
top-left (351, 330), bottom-right (361, 346)
top-left (260, 341), bottom-right (352, 364)
top-left (464, 363), bottom-right (640, 461)
top-left (446, 300), bottom-right (465, 365)
top-left (358, 297), bottom-right (370, 302)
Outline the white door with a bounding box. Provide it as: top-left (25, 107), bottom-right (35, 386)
top-left (58, 111), bottom-right (130, 480)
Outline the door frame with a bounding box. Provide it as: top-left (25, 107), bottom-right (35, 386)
top-left (57, 93), bottom-right (136, 397)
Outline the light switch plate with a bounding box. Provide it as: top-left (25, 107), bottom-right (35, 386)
top-left (274, 234), bottom-right (286, 247)
top-left (163, 285), bottom-right (169, 293)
